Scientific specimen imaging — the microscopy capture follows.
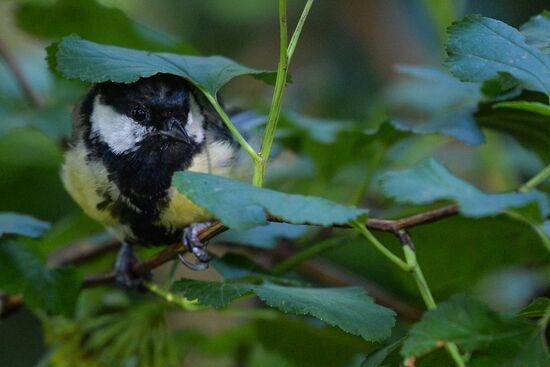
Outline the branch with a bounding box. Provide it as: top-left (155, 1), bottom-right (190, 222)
top-left (0, 38), bottom-right (43, 108)
top-left (81, 204), bottom-right (460, 286)
top-left (0, 205), bottom-right (461, 316)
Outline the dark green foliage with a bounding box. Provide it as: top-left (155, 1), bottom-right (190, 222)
top-left (446, 15), bottom-right (550, 94)
top-left (388, 66), bottom-right (484, 145)
top-left (50, 36), bottom-right (276, 95)
top-left (518, 297), bottom-right (550, 318)
top-left (255, 318), bottom-right (370, 367)
top-left (380, 158), bottom-right (547, 219)
top-left (173, 279), bottom-right (396, 342)
top-left (16, 0), bottom-right (192, 53)
top-left (0, 241), bottom-right (80, 316)
top-left (401, 295), bottom-right (535, 357)
top-left (401, 295), bottom-right (550, 366)
top-left (361, 338), bottom-right (404, 367)
top-left (1, 3), bottom-right (550, 367)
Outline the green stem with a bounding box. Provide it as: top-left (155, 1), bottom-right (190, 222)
top-left (518, 164), bottom-right (550, 193)
top-left (271, 238), bottom-right (344, 275)
top-left (145, 281), bottom-right (278, 319)
top-left (351, 221), bottom-right (411, 272)
top-left (351, 145), bottom-right (384, 206)
top-left (287, 0), bottom-right (314, 62)
top-left (200, 89), bottom-right (260, 164)
top-left (252, 158), bottom-right (264, 187)
top-left (402, 245), bottom-right (466, 367)
top-left (144, 281), bottom-right (202, 311)
top-left (255, 0), bottom-right (289, 187)
top-left (403, 246), bottom-right (435, 309)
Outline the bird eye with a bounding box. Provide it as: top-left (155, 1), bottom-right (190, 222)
top-left (131, 105), bottom-right (148, 122)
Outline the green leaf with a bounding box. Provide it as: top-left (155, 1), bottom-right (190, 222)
top-left (445, 15), bottom-right (550, 95)
top-left (254, 284), bottom-right (395, 342)
top-left (0, 212), bottom-right (50, 239)
top-left (361, 338), bottom-right (404, 367)
top-left (173, 280), bottom-right (395, 342)
top-left (520, 11), bottom-right (550, 55)
top-left (476, 92), bottom-right (550, 163)
top-left (518, 297), bottom-right (550, 318)
top-left (172, 171), bottom-right (368, 231)
top-left (172, 279), bottom-right (254, 308)
top-left (469, 330), bottom-right (550, 367)
top-left (379, 158), bottom-right (547, 219)
top-left (51, 35), bottom-right (275, 96)
top-left (388, 66), bottom-right (484, 145)
top-left (493, 101), bottom-right (550, 117)
top-left (505, 331), bottom-right (550, 367)
top-left (0, 241), bottom-right (81, 315)
top-left (401, 294), bottom-right (535, 358)
top-left (16, 0), bottom-right (192, 53)
top-left (480, 72), bottom-right (522, 99)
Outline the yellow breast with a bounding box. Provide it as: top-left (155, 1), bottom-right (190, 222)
top-left (61, 141), bottom-right (119, 227)
top-left (61, 141), bottom-right (214, 238)
top-left (156, 187), bottom-right (212, 230)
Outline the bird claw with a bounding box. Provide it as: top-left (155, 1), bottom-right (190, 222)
top-left (115, 243), bottom-right (152, 290)
top-left (178, 222), bottom-right (213, 271)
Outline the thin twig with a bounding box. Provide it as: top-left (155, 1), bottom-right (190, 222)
top-left (0, 205), bottom-right (460, 317)
top-left (83, 205), bottom-right (460, 286)
top-left (0, 38), bottom-right (43, 108)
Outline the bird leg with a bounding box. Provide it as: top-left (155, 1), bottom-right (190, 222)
top-left (178, 222), bottom-right (213, 271)
top-left (115, 243), bottom-right (151, 290)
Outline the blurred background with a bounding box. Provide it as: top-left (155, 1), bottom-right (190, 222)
top-left (0, 1), bottom-right (549, 366)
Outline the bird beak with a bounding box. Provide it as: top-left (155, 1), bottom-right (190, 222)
top-left (158, 117), bottom-right (193, 144)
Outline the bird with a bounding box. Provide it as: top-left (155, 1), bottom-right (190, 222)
top-left (61, 73), bottom-right (240, 287)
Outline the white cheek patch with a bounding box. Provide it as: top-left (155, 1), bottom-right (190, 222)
top-left (186, 95), bottom-right (205, 144)
top-left (90, 96), bottom-right (151, 155)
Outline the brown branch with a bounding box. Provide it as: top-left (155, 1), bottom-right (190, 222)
top-left (82, 205), bottom-right (459, 286)
top-left (1, 205), bottom-right (458, 317)
top-left (0, 38), bottom-right (43, 108)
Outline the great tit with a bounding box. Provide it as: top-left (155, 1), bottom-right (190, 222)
top-left (62, 74), bottom-right (239, 287)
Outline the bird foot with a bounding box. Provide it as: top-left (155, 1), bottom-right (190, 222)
top-left (178, 222), bottom-right (213, 271)
top-left (115, 243), bottom-right (152, 290)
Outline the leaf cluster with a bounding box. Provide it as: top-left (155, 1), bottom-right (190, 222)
top-left (0, 2), bottom-right (549, 366)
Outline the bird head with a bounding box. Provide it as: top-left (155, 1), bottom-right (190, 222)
top-left (83, 74), bottom-right (207, 158)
